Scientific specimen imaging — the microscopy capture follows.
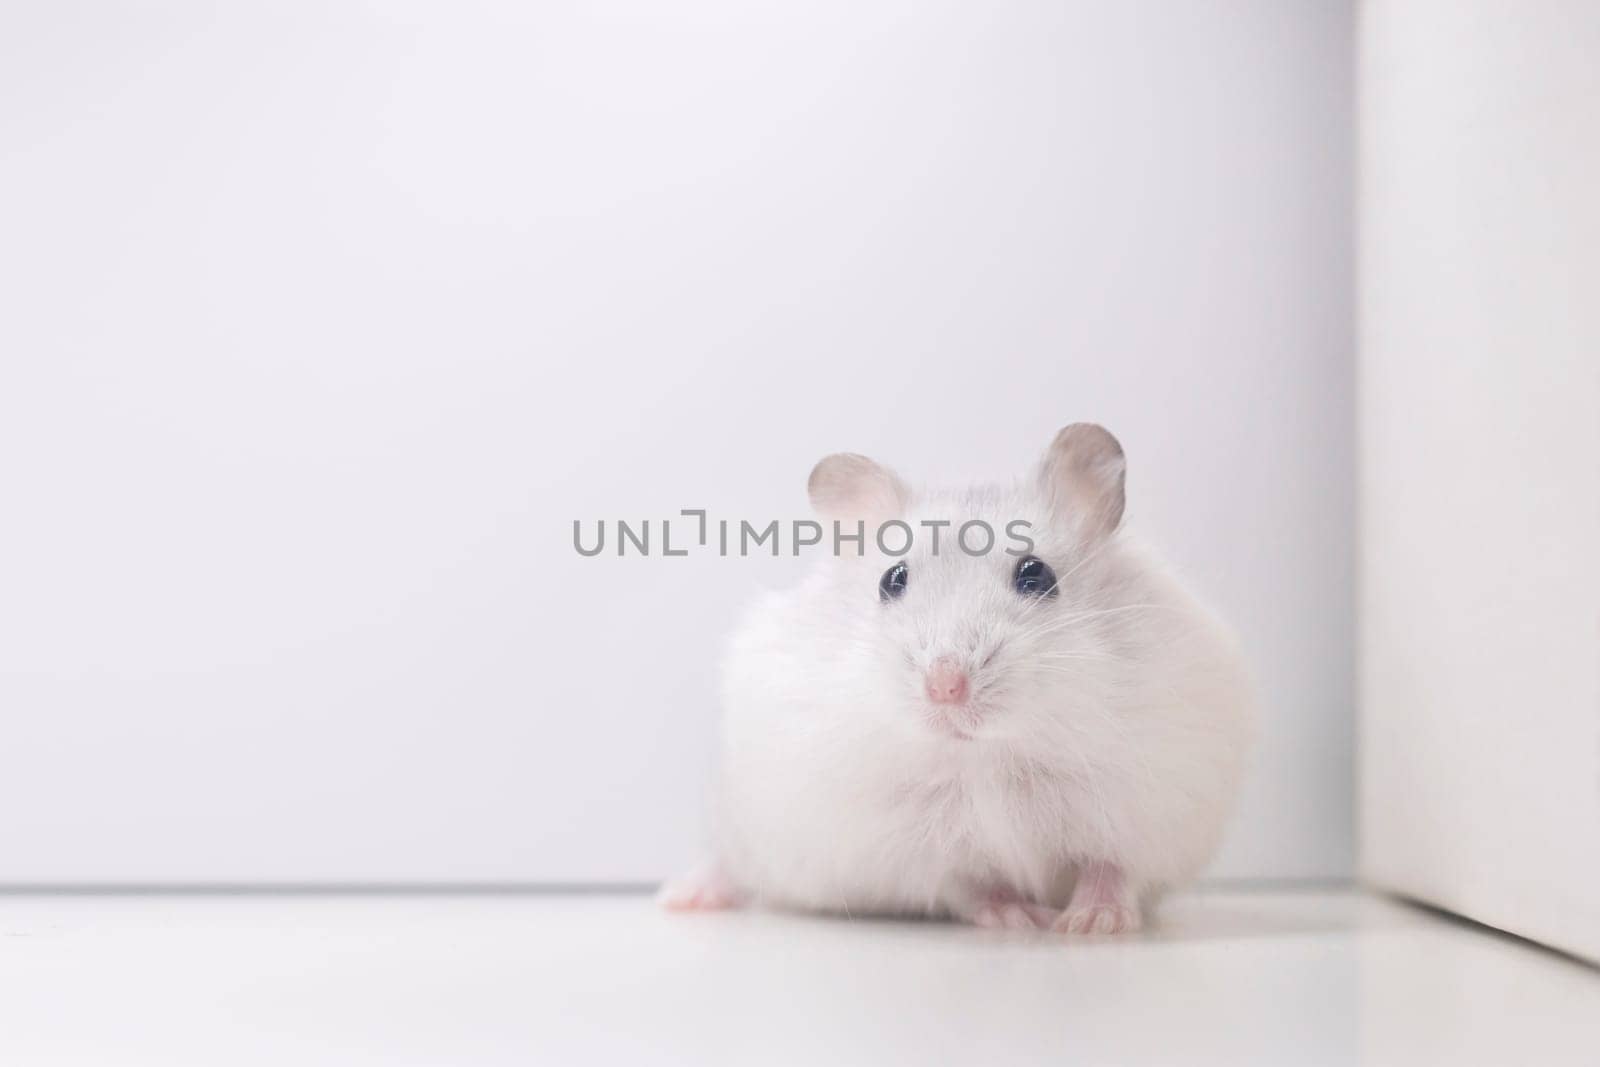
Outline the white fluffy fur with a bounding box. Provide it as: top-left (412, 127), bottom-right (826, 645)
top-left (704, 448), bottom-right (1255, 924)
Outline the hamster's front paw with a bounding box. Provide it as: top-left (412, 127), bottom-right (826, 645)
top-left (962, 888), bottom-right (1059, 930)
top-left (657, 864), bottom-right (742, 913)
top-left (1051, 860), bottom-right (1141, 935)
top-left (1051, 903), bottom-right (1141, 935)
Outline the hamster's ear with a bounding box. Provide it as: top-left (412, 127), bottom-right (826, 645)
top-left (1038, 423), bottom-right (1126, 542)
top-left (808, 453), bottom-right (908, 524)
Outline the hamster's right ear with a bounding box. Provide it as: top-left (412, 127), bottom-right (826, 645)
top-left (807, 453), bottom-right (908, 524)
top-left (1039, 423), bottom-right (1126, 543)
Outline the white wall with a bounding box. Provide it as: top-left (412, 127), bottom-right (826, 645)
top-left (0, 1), bottom-right (1352, 884)
top-left (1360, 1), bottom-right (1600, 961)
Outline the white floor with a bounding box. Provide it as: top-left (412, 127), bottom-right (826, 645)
top-left (0, 889), bottom-right (1594, 1066)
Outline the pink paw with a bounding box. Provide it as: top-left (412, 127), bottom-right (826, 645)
top-left (1051, 903), bottom-right (1141, 935)
top-left (965, 888), bottom-right (1057, 930)
top-left (971, 901), bottom-right (1057, 930)
top-left (657, 869), bottom-right (741, 913)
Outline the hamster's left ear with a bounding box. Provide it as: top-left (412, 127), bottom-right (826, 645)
top-left (1038, 423), bottom-right (1126, 542)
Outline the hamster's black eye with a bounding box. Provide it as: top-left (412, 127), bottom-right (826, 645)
top-left (1013, 556), bottom-right (1058, 598)
top-left (879, 562), bottom-right (908, 602)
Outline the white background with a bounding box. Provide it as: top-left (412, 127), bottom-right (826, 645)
top-left (0, 1), bottom-right (1352, 883)
top-left (1360, 0), bottom-right (1600, 961)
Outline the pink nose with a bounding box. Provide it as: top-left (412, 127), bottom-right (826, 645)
top-left (924, 658), bottom-right (970, 705)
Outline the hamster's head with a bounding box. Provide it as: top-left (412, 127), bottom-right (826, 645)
top-left (807, 424), bottom-right (1130, 744)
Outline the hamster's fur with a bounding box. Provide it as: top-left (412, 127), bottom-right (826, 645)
top-left (663, 425), bottom-right (1255, 934)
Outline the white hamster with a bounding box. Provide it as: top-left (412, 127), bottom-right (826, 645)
top-left (662, 424), bottom-right (1255, 934)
